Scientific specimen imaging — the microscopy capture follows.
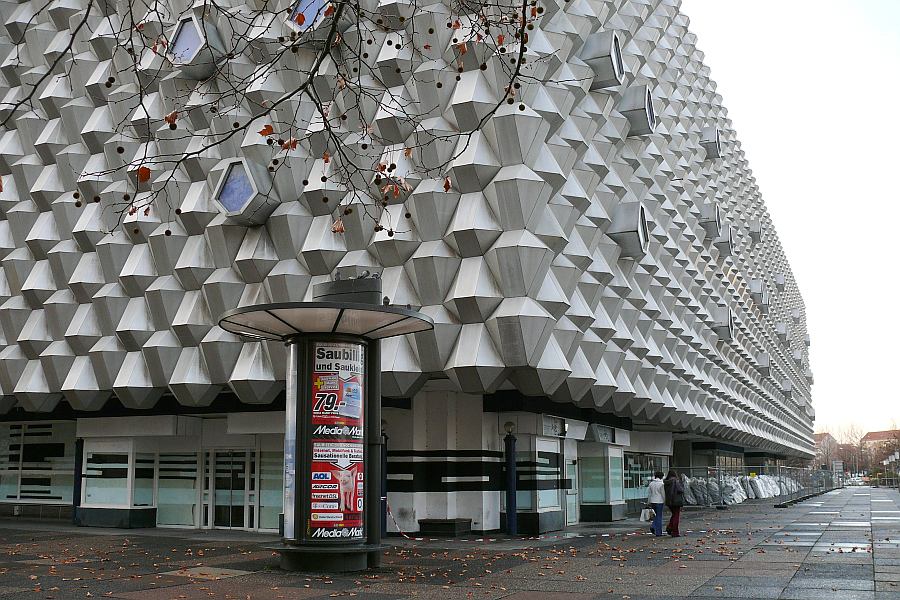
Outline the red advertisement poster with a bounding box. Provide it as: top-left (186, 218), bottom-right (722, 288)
top-left (308, 342), bottom-right (365, 540)
top-left (311, 343), bottom-right (364, 432)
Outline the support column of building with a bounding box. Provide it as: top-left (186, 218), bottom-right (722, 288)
top-left (384, 391), bottom-right (501, 535)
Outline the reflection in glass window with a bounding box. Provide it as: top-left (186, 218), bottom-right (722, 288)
top-left (290, 0), bottom-right (325, 30)
top-left (218, 163), bottom-right (255, 212)
top-left (171, 18), bottom-right (203, 63)
top-left (84, 453), bottom-right (130, 506)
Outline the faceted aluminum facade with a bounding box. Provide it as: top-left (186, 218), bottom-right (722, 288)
top-left (0, 0), bottom-right (813, 456)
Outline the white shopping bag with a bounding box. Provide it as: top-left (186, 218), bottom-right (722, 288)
top-left (639, 507), bottom-right (655, 522)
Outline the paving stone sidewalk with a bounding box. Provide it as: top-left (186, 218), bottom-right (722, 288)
top-left (0, 486), bottom-right (898, 599)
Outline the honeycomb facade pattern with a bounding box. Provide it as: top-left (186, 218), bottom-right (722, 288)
top-left (0, 0), bottom-right (813, 461)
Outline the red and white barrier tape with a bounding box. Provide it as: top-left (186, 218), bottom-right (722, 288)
top-left (385, 500), bottom-right (418, 540)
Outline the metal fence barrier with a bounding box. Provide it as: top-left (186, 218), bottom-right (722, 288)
top-left (671, 466), bottom-right (843, 508)
top-left (871, 476), bottom-right (898, 489)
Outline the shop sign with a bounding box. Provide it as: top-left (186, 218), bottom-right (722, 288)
top-left (590, 424), bottom-right (615, 443)
top-left (308, 341), bottom-right (365, 541)
top-left (542, 416), bottom-right (566, 437)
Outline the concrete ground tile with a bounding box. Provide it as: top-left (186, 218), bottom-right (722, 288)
top-left (705, 576), bottom-right (794, 586)
top-left (690, 584), bottom-right (784, 598)
top-left (463, 574), bottom-right (591, 593)
top-left (159, 566), bottom-right (252, 579)
top-left (721, 569), bottom-right (800, 578)
top-left (502, 592), bottom-right (595, 600)
top-left (800, 564), bottom-right (874, 575)
top-left (111, 584), bottom-right (333, 600)
top-left (347, 582), bottom-right (450, 595)
top-left (786, 577), bottom-right (874, 590)
top-left (779, 590), bottom-right (876, 600)
top-left (373, 585), bottom-right (503, 599)
top-left (736, 553), bottom-right (807, 563)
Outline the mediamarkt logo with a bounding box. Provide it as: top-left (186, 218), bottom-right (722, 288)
top-left (311, 527), bottom-right (363, 538)
top-left (314, 425), bottom-right (363, 437)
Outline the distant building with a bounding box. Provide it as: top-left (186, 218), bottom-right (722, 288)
top-left (861, 430), bottom-right (900, 459)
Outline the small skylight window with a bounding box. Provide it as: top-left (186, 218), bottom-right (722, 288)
top-left (170, 18), bottom-right (203, 63)
top-left (612, 35), bottom-right (624, 81)
top-left (289, 0), bottom-right (326, 30)
top-left (218, 162), bottom-right (255, 212)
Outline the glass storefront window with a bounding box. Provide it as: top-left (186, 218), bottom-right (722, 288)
top-left (515, 449), bottom-right (534, 510)
top-left (0, 422), bottom-right (75, 503)
top-left (715, 453), bottom-right (744, 471)
top-left (133, 453), bottom-right (155, 507)
top-left (608, 454), bottom-right (624, 502)
top-left (258, 451), bottom-right (283, 530)
top-left (624, 453), bottom-right (669, 501)
top-left (624, 453), bottom-right (647, 501)
top-left (0, 425), bottom-right (21, 501)
top-left (536, 450), bottom-right (561, 509)
top-left (579, 457), bottom-right (608, 503)
top-left (157, 453), bottom-right (200, 526)
top-left (0, 472), bottom-right (17, 500)
top-left (84, 453), bottom-right (130, 506)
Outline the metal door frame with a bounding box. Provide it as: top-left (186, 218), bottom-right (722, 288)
top-left (565, 458), bottom-right (579, 525)
top-left (203, 449), bottom-right (255, 530)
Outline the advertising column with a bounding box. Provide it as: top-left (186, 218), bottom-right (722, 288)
top-left (308, 340), bottom-right (366, 541)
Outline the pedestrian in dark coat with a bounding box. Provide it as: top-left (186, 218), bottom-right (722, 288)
top-left (663, 469), bottom-right (685, 537)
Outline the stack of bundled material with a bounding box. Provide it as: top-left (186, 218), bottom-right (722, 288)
top-left (681, 474), bottom-right (698, 505)
top-left (690, 476), bottom-right (709, 505)
top-left (721, 476), bottom-right (747, 504)
top-left (740, 476), bottom-right (756, 499)
top-left (678, 473), bottom-right (802, 505)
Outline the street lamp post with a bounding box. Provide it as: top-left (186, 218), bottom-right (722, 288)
top-left (218, 275), bottom-right (433, 572)
top-left (503, 422), bottom-right (517, 535)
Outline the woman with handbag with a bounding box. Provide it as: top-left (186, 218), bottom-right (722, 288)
top-left (663, 469), bottom-right (685, 537)
top-left (646, 471), bottom-right (665, 536)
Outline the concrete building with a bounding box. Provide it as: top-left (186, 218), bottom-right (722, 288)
top-left (0, 0), bottom-right (813, 533)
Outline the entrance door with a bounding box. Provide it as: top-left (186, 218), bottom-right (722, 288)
top-left (210, 451), bottom-right (253, 529)
top-left (565, 460), bottom-right (579, 525)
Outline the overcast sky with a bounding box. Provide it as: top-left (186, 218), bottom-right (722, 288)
top-left (678, 0), bottom-right (900, 436)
